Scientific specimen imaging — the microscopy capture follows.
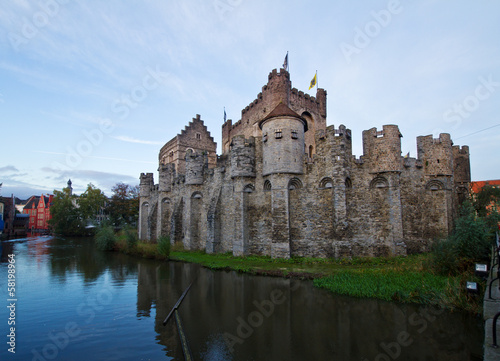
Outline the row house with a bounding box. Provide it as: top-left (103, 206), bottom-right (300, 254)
top-left (23, 194), bottom-right (53, 231)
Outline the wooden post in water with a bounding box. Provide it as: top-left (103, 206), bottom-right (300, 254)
top-left (174, 309), bottom-right (193, 361)
top-left (163, 282), bottom-right (194, 360)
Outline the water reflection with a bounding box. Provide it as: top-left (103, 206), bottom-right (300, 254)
top-left (0, 237), bottom-right (484, 361)
top-left (138, 262), bottom-right (484, 361)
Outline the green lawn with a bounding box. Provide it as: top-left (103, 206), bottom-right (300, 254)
top-left (169, 250), bottom-right (483, 313)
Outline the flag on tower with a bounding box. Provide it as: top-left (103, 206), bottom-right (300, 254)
top-left (224, 107), bottom-right (226, 122)
top-left (283, 52), bottom-right (288, 71)
top-left (309, 72), bottom-right (317, 90)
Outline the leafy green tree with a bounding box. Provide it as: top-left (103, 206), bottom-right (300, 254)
top-left (78, 183), bottom-right (107, 223)
top-left (450, 201), bottom-right (491, 261)
top-left (107, 183), bottom-right (139, 226)
top-left (472, 183), bottom-right (500, 232)
top-left (473, 183), bottom-right (500, 217)
top-left (49, 188), bottom-right (85, 236)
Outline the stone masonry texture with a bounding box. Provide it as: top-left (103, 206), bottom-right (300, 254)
top-left (138, 68), bottom-right (471, 258)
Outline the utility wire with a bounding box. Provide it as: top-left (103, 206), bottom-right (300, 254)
top-left (454, 123), bottom-right (500, 140)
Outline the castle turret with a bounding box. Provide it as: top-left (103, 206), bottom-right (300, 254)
top-left (362, 125), bottom-right (402, 173)
top-left (230, 135), bottom-right (256, 178)
top-left (159, 163), bottom-right (175, 192)
top-left (316, 88), bottom-right (327, 119)
top-left (185, 149), bottom-right (206, 185)
top-left (259, 103), bottom-right (307, 176)
top-left (452, 145), bottom-right (470, 184)
top-left (416, 133), bottom-right (453, 176)
top-left (139, 173), bottom-right (154, 198)
top-left (263, 68), bottom-right (291, 108)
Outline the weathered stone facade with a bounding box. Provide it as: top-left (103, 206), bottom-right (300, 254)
top-left (139, 68), bottom-right (471, 258)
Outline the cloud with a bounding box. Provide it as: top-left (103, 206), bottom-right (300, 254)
top-left (111, 135), bottom-right (163, 145)
top-left (0, 165), bottom-right (19, 173)
top-left (34, 151), bottom-right (155, 165)
top-left (39, 167), bottom-right (139, 196)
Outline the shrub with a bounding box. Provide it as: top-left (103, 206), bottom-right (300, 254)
top-left (451, 202), bottom-right (492, 261)
top-left (124, 226), bottom-right (138, 250)
top-left (95, 225), bottom-right (116, 251)
top-left (429, 202), bottom-right (494, 275)
top-left (157, 236), bottom-right (171, 257)
top-left (428, 238), bottom-right (460, 276)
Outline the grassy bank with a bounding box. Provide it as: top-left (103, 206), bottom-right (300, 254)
top-left (167, 249), bottom-right (484, 314)
top-left (107, 233), bottom-right (483, 313)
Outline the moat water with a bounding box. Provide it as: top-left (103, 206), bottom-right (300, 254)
top-left (0, 236), bottom-right (484, 360)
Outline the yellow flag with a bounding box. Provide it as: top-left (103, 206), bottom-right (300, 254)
top-left (309, 73), bottom-right (317, 90)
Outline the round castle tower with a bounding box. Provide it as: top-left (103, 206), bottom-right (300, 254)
top-left (185, 149), bottom-right (206, 185)
top-left (259, 103), bottom-right (308, 176)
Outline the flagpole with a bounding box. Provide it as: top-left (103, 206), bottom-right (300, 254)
top-left (287, 51), bottom-right (289, 73)
top-left (316, 70), bottom-right (318, 90)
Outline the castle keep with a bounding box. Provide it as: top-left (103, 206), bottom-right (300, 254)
top-left (138, 68), bottom-right (471, 258)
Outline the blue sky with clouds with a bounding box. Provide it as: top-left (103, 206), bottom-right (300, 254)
top-left (1, 0), bottom-right (499, 199)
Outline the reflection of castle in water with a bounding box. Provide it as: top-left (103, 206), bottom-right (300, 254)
top-left (139, 68), bottom-right (471, 259)
top-left (136, 261), bottom-right (482, 360)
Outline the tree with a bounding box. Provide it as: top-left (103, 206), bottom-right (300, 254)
top-left (473, 183), bottom-right (500, 216)
top-left (107, 183), bottom-right (139, 226)
top-left (472, 183), bottom-right (500, 232)
top-left (78, 183), bottom-right (107, 223)
top-left (48, 188), bottom-right (85, 236)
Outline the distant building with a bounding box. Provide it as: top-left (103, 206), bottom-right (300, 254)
top-left (0, 199), bottom-right (5, 234)
top-left (23, 194), bottom-right (53, 231)
top-left (0, 195), bottom-right (28, 237)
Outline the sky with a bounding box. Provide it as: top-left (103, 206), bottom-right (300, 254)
top-left (0, 0), bottom-right (499, 199)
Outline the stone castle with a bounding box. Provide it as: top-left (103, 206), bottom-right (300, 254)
top-left (138, 68), bottom-right (471, 258)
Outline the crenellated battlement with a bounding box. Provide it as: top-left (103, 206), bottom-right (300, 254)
top-left (140, 172), bottom-right (154, 184)
top-left (452, 145), bottom-right (471, 183)
top-left (230, 135), bottom-right (256, 178)
top-left (139, 173), bottom-right (154, 197)
top-left (139, 67), bottom-right (471, 260)
top-left (362, 125), bottom-right (403, 173)
top-left (222, 68), bottom-right (326, 154)
top-left (417, 133), bottom-right (453, 176)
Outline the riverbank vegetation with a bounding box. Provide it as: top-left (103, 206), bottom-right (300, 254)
top-left (167, 249), bottom-right (484, 313)
top-left (94, 186), bottom-right (499, 314)
top-left (95, 225), bottom-right (171, 260)
top-left (48, 182), bottom-right (139, 236)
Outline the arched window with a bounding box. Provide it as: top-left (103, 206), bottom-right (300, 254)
top-left (243, 184), bottom-right (255, 193)
top-left (319, 177), bottom-right (333, 189)
top-left (370, 176), bottom-right (389, 189)
top-left (263, 180), bottom-right (272, 191)
top-left (288, 178), bottom-right (303, 190)
top-left (191, 192), bottom-right (203, 199)
top-left (426, 180), bottom-right (444, 191)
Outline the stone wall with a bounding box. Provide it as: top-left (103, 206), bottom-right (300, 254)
top-left (138, 69), bottom-right (470, 259)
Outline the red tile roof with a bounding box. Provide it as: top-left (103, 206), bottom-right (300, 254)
top-left (471, 180), bottom-right (500, 193)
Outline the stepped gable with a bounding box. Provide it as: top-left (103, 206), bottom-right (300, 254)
top-left (259, 102), bottom-right (308, 131)
top-left (179, 114), bottom-right (215, 143)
